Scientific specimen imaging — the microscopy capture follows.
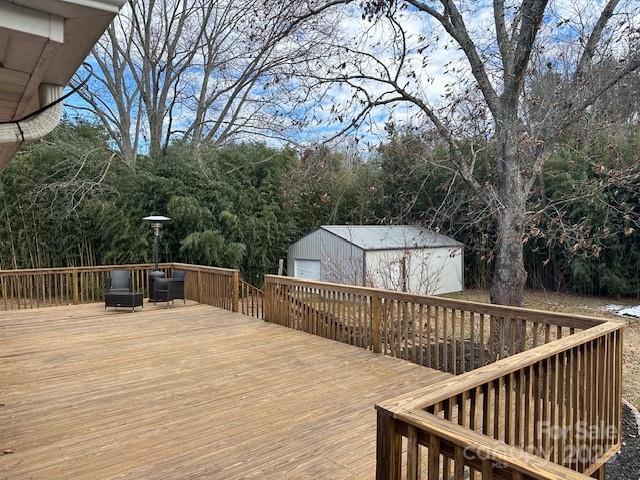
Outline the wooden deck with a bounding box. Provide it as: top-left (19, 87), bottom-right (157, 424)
top-left (0, 302), bottom-right (450, 479)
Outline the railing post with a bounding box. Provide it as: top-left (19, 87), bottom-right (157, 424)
top-left (72, 267), bottom-right (79, 305)
top-left (376, 409), bottom-right (402, 480)
top-left (591, 465), bottom-right (606, 480)
top-left (263, 277), bottom-right (269, 321)
top-left (1, 275), bottom-right (7, 310)
top-left (197, 270), bottom-right (203, 303)
top-left (231, 270), bottom-right (239, 312)
top-left (372, 295), bottom-right (382, 354)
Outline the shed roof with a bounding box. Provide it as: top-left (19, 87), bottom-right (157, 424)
top-left (320, 225), bottom-right (463, 250)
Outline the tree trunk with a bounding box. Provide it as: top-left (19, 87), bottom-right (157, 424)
top-left (490, 118), bottom-right (528, 308)
top-left (148, 117), bottom-right (163, 159)
top-left (490, 206), bottom-right (527, 306)
top-left (489, 199), bottom-right (528, 358)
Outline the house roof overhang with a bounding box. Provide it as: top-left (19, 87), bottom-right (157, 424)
top-left (0, 0), bottom-right (124, 171)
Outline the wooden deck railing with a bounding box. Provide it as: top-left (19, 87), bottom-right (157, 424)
top-left (0, 263), bottom-right (164, 309)
top-left (239, 279), bottom-right (264, 319)
top-left (376, 322), bottom-right (622, 479)
top-left (262, 275), bottom-right (623, 480)
top-left (375, 407), bottom-right (593, 480)
top-left (0, 266), bottom-right (622, 479)
top-left (170, 263), bottom-right (238, 310)
top-left (0, 263), bottom-right (263, 318)
top-left (263, 275), bottom-right (602, 374)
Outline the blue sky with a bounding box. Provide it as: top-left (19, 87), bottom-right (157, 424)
top-left (61, 0), bottom-right (639, 154)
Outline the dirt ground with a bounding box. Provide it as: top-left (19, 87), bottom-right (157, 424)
top-left (446, 289), bottom-right (640, 409)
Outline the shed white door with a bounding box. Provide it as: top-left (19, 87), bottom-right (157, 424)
top-left (294, 259), bottom-right (321, 280)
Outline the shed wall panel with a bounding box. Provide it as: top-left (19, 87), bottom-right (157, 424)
top-left (288, 229), bottom-right (365, 284)
top-left (365, 247), bottom-right (463, 295)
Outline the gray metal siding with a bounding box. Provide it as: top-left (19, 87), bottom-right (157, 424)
top-left (288, 229), bottom-right (365, 285)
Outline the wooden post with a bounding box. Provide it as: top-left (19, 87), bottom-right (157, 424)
top-left (263, 277), bottom-right (271, 322)
top-left (375, 410), bottom-right (402, 480)
top-left (197, 270), bottom-right (203, 304)
top-left (617, 328), bottom-right (623, 444)
top-left (72, 268), bottom-right (79, 305)
top-left (590, 465), bottom-right (605, 480)
top-left (407, 425), bottom-right (421, 480)
top-left (372, 295), bottom-right (382, 354)
top-left (231, 270), bottom-right (239, 312)
top-left (1, 276), bottom-right (7, 310)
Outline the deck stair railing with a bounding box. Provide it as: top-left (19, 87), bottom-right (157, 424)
top-left (268, 283), bottom-right (356, 343)
top-left (262, 274), bottom-right (623, 480)
top-left (238, 278), bottom-right (264, 319)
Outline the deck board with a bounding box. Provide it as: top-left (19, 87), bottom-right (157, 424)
top-left (1, 302), bottom-right (450, 479)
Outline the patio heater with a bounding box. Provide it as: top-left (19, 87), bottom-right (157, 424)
top-left (143, 215), bottom-right (170, 301)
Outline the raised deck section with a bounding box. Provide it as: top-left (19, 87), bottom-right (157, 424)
top-left (1, 302), bottom-right (450, 479)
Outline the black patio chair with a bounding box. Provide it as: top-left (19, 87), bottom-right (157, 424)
top-left (104, 270), bottom-right (143, 312)
top-left (153, 270), bottom-right (186, 307)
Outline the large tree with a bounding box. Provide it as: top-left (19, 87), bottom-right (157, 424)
top-left (299, 0), bottom-right (640, 305)
top-left (75, 0), bottom-right (341, 164)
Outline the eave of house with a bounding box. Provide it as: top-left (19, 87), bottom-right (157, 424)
top-left (0, 0), bottom-right (125, 171)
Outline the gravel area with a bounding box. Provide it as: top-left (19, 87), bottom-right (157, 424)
top-left (606, 402), bottom-right (640, 480)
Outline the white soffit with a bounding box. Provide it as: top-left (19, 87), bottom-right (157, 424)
top-left (0, 2), bottom-right (64, 42)
top-left (0, 0), bottom-right (125, 170)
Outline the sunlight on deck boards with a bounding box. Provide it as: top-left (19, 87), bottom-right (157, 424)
top-left (1, 302), bottom-right (451, 479)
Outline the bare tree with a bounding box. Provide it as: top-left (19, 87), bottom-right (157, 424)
top-left (298, 0), bottom-right (640, 306)
top-left (24, 132), bottom-right (116, 218)
top-left (75, 0), bottom-right (342, 164)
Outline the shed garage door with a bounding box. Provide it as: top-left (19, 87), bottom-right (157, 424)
top-left (294, 259), bottom-right (321, 280)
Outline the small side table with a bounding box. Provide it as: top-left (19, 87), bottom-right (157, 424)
top-left (105, 291), bottom-right (144, 312)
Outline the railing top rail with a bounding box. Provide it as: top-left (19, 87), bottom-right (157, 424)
top-left (169, 263), bottom-right (237, 276)
top-left (239, 279), bottom-right (263, 290)
top-left (376, 320), bottom-right (623, 415)
top-left (396, 409), bottom-right (593, 480)
top-left (264, 275), bottom-right (608, 329)
top-left (0, 263), bottom-right (159, 276)
top-left (0, 263), bottom-right (239, 277)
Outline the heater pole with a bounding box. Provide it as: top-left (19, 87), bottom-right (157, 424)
top-left (153, 225), bottom-right (160, 271)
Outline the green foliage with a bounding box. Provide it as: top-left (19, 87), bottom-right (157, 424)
top-left (179, 230), bottom-right (245, 267)
top-left (1, 120), bottom-right (638, 298)
top-left (525, 125), bottom-right (640, 297)
top-left (0, 123), bottom-right (301, 282)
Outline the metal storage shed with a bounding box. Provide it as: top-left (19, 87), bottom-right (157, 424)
top-left (287, 225), bottom-right (464, 295)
